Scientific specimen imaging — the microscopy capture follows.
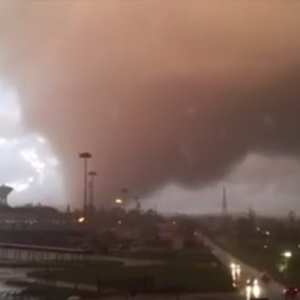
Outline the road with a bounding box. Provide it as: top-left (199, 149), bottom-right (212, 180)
top-left (199, 233), bottom-right (284, 300)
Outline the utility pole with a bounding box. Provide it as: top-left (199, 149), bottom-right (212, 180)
top-left (79, 152), bottom-right (92, 220)
top-left (222, 186), bottom-right (228, 217)
top-left (134, 196), bottom-right (141, 212)
top-left (88, 171), bottom-right (97, 214)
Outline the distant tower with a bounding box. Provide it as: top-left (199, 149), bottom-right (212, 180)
top-left (248, 203), bottom-right (255, 222)
top-left (135, 197), bottom-right (141, 212)
top-left (66, 205), bottom-right (71, 214)
top-left (222, 186), bottom-right (228, 216)
top-left (0, 185), bottom-right (13, 206)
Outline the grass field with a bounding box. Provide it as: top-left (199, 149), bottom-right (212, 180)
top-left (29, 262), bottom-right (234, 293)
top-left (113, 248), bottom-right (217, 264)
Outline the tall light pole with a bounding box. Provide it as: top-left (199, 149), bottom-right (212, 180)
top-left (88, 171), bottom-right (97, 211)
top-left (282, 251), bottom-right (292, 281)
top-left (134, 196), bottom-right (141, 211)
top-left (79, 152), bottom-right (92, 219)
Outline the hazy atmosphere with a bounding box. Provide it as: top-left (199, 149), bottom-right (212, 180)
top-left (0, 1), bottom-right (300, 214)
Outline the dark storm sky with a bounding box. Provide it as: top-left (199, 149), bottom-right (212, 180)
top-left (0, 1), bottom-right (300, 211)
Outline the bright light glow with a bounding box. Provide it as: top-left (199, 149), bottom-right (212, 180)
top-left (265, 231), bottom-right (270, 236)
top-left (118, 220), bottom-right (122, 225)
top-left (0, 138), bottom-right (18, 148)
top-left (11, 176), bottom-right (35, 192)
top-left (264, 245), bottom-right (268, 249)
top-left (283, 251), bottom-right (292, 258)
top-left (246, 286), bottom-right (252, 300)
top-left (0, 81), bottom-right (64, 206)
top-left (246, 279), bottom-right (260, 300)
top-left (231, 269), bottom-right (236, 281)
top-left (230, 263), bottom-right (240, 286)
top-left (21, 147), bottom-right (46, 178)
top-left (78, 217), bottom-right (85, 223)
top-left (0, 138), bottom-right (6, 146)
top-left (257, 227), bottom-right (260, 231)
top-left (115, 199), bottom-right (123, 204)
top-left (253, 285), bottom-right (261, 298)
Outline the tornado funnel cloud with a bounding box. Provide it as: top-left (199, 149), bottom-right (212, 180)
top-left (0, 1), bottom-right (298, 209)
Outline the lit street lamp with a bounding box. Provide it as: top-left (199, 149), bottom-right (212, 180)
top-left (283, 251), bottom-right (292, 258)
top-left (282, 251), bottom-right (292, 280)
top-left (78, 217), bottom-right (85, 223)
top-left (115, 198), bottom-right (123, 205)
top-left (79, 152), bottom-right (92, 219)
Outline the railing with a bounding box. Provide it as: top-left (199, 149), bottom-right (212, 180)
top-left (0, 243), bottom-right (91, 254)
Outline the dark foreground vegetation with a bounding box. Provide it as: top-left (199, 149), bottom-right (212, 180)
top-left (28, 246), bottom-right (234, 294)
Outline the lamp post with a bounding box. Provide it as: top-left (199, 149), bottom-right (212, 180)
top-left (79, 152), bottom-right (92, 219)
top-left (134, 196), bottom-right (141, 211)
top-left (88, 171), bottom-right (97, 211)
top-left (120, 188), bottom-right (128, 209)
top-left (115, 198), bottom-right (123, 205)
top-left (282, 251), bottom-right (292, 281)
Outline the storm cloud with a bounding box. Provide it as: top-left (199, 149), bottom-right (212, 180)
top-left (0, 1), bottom-right (300, 207)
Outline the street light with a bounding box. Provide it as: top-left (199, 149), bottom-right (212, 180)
top-left (78, 217), bottom-right (85, 223)
top-left (230, 263), bottom-right (236, 269)
top-left (88, 171), bottom-right (97, 209)
top-left (79, 152), bottom-right (92, 218)
top-left (115, 199), bottom-right (123, 204)
top-left (283, 251), bottom-right (292, 258)
top-left (282, 251), bottom-right (292, 280)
